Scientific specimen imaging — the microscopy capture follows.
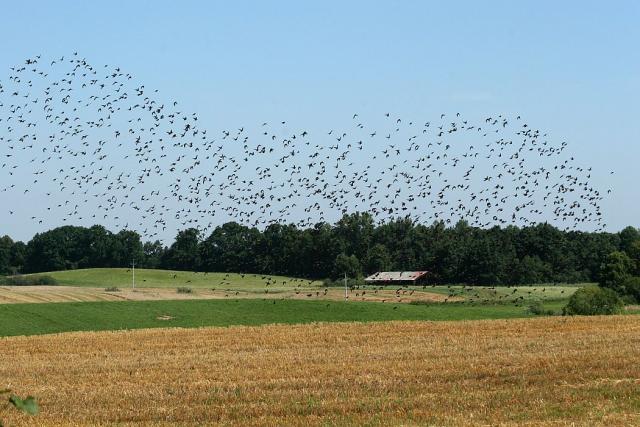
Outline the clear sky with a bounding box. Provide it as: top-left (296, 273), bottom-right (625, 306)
top-left (1, 1), bottom-right (638, 241)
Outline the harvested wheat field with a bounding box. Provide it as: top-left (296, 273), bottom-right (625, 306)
top-left (1, 316), bottom-right (639, 426)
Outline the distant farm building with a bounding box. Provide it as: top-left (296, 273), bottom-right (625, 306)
top-left (364, 271), bottom-right (429, 286)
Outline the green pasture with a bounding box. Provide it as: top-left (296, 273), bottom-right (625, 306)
top-left (0, 298), bottom-right (568, 337)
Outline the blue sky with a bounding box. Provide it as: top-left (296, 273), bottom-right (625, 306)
top-left (1, 1), bottom-right (639, 240)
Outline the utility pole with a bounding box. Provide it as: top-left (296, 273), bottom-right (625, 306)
top-left (344, 272), bottom-right (348, 301)
top-left (131, 259), bottom-right (135, 290)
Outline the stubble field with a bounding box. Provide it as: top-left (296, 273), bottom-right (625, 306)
top-left (1, 315), bottom-right (639, 426)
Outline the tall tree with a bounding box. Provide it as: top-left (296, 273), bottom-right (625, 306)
top-left (199, 223), bottom-right (261, 273)
top-left (599, 251), bottom-right (634, 294)
top-left (0, 236), bottom-right (14, 275)
top-left (619, 226), bottom-right (640, 255)
top-left (142, 241), bottom-right (166, 269)
top-left (113, 230), bottom-right (144, 267)
top-left (163, 228), bottom-right (201, 271)
top-left (333, 253), bottom-right (361, 279)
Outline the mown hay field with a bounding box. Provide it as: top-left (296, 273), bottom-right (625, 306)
top-left (0, 284), bottom-right (455, 305)
top-left (2, 316), bottom-right (639, 426)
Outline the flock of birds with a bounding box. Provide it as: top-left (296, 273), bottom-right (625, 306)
top-left (130, 270), bottom-right (554, 307)
top-left (0, 53), bottom-right (609, 245)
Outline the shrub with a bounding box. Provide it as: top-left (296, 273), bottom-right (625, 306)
top-left (1, 388), bottom-right (38, 423)
top-left (105, 287), bottom-right (120, 292)
top-left (0, 275), bottom-right (58, 286)
top-left (177, 287), bottom-right (193, 294)
top-left (526, 300), bottom-right (555, 316)
top-left (563, 285), bottom-right (623, 316)
top-left (622, 276), bottom-right (640, 303)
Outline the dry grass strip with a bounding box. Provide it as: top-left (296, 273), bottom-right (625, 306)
top-left (0, 286), bottom-right (452, 305)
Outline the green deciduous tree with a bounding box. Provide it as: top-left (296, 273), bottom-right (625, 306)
top-left (365, 243), bottom-right (391, 274)
top-left (625, 239), bottom-right (640, 276)
top-left (333, 253), bottom-right (361, 279)
top-left (619, 226), bottom-right (640, 255)
top-left (142, 240), bottom-right (166, 269)
top-left (163, 228), bottom-right (201, 271)
top-left (0, 236), bottom-right (13, 275)
top-left (599, 251), bottom-right (634, 294)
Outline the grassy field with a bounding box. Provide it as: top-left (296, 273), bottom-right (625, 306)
top-left (10, 268), bottom-right (581, 305)
top-left (0, 298), bottom-right (568, 337)
top-left (2, 315), bottom-right (639, 426)
top-left (0, 269), bottom-right (592, 338)
top-left (429, 283), bottom-right (583, 303)
top-left (27, 268), bottom-right (321, 291)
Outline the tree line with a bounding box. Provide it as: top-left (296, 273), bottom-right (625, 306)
top-left (1, 213), bottom-right (639, 285)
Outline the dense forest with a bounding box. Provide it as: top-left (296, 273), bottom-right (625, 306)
top-left (1, 213), bottom-right (639, 285)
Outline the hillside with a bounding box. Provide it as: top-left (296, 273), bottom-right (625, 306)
top-left (2, 268), bottom-right (584, 308)
top-left (29, 268), bottom-right (321, 290)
